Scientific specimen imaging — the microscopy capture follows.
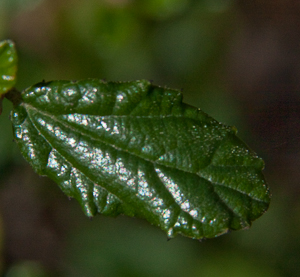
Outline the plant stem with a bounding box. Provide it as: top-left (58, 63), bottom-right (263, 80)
top-left (4, 87), bottom-right (22, 107)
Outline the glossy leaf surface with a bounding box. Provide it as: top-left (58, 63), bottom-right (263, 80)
top-left (0, 40), bottom-right (17, 96)
top-left (11, 79), bottom-right (270, 239)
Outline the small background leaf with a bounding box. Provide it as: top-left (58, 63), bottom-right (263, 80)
top-left (0, 40), bottom-right (17, 97)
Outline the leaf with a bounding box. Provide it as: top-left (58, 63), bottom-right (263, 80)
top-left (10, 79), bottom-right (270, 239)
top-left (0, 40), bottom-right (18, 96)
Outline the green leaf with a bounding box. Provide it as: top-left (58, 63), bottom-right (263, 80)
top-left (0, 39), bottom-right (17, 96)
top-left (10, 79), bottom-right (270, 239)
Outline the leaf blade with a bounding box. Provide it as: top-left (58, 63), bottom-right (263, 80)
top-left (11, 79), bottom-right (270, 239)
top-left (0, 40), bottom-right (17, 96)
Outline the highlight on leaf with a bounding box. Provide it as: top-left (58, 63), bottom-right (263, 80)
top-left (10, 79), bottom-right (270, 239)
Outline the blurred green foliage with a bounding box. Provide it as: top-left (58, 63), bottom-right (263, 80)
top-left (0, 0), bottom-right (298, 276)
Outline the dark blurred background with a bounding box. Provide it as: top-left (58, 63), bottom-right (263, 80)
top-left (0, 0), bottom-right (299, 276)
